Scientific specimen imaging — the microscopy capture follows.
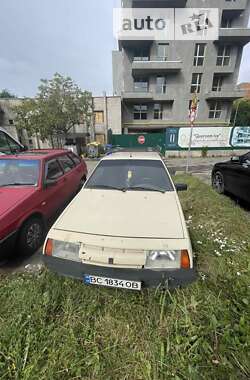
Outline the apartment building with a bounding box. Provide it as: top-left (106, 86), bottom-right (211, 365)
top-left (113, 0), bottom-right (250, 134)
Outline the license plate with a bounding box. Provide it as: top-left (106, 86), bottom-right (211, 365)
top-left (84, 275), bottom-right (141, 291)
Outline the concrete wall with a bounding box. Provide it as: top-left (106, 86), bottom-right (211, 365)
top-left (93, 96), bottom-right (122, 139)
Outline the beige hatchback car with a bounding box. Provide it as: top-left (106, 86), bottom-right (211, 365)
top-left (43, 151), bottom-right (195, 290)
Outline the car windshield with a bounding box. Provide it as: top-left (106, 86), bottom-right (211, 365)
top-left (0, 159), bottom-right (40, 187)
top-left (85, 159), bottom-right (174, 192)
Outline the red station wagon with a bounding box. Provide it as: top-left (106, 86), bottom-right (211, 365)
top-left (0, 150), bottom-right (87, 258)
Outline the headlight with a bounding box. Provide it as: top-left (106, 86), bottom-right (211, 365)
top-left (145, 250), bottom-right (181, 269)
top-left (44, 239), bottom-right (81, 262)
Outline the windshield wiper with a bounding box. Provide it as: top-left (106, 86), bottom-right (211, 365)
top-left (123, 185), bottom-right (166, 193)
top-left (0, 182), bottom-right (35, 187)
top-left (87, 185), bottom-right (123, 191)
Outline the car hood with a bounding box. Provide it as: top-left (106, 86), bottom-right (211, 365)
top-left (54, 189), bottom-right (185, 239)
top-left (0, 187), bottom-right (35, 218)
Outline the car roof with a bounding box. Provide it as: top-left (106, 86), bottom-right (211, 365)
top-left (102, 151), bottom-right (162, 161)
top-left (0, 149), bottom-right (69, 160)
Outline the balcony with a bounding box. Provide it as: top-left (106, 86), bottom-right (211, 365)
top-left (122, 91), bottom-right (154, 102)
top-left (222, 0), bottom-right (248, 11)
top-left (122, 91), bottom-right (175, 102)
top-left (219, 28), bottom-right (250, 44)
top-left (205, 90), bottom-right (244, 101)
top-left (132, 0), bottom-right (187, 7)
top-left (132, 60), bottom-right (182, 75)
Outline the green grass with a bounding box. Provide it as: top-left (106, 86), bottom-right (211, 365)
top-left (0, 175), bottom-right (250, 380)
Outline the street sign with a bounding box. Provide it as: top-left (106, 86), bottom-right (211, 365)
top-left (138, 135), bottom-right (145, 145)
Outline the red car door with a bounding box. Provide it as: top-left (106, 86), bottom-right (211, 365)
top-left (41, 159), bottom-right (67, 219)
top-left (57, 154), bottom-right (83, 196)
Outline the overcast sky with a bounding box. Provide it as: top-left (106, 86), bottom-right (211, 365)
top-left (0, 0), bottom-right (249, 97)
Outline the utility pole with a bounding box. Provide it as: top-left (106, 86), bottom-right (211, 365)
top-left (186, 93), bottom-right (198, 173)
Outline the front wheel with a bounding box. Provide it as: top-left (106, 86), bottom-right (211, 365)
top-left (18, 217), bottom-right (45, 255)
top-left (212, 171), bottom-right (225, 194)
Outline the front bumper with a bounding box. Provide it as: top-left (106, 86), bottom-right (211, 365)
top-left (43, 256), bottom-right (196, 288)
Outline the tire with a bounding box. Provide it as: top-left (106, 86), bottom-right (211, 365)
top-left (18, 217), bottom-right (45, 255)
top-left (212, 171), bottom-right (225, 194)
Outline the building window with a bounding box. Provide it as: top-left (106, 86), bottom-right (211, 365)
top-left (156, 77), bottom-right (167, 94)
top-left (209, 101), bottom-right (222, 119)
top-left (154, 104), bottom-right (163, 120)
top-left (156, 43), bottom-right (169, 61)
top-left (133, 105), bottom-right (148, 120)
top-left (217, 46), bottom-right (231, 66)
top-left (212, 75), bottom-right (223, 92)
top-left (134, 78), bottom-right (148, 93)
top-left (190, 73), bottom-right (202, 94)
top-left (94, 111), bottom-right (104, 124)
top-left (133, 47), bottom-right (149, 61)
top-left (193, 43), bottom-right (206, 66)
top-left (221, 14), bottom-right (232, 28)
top-left (9, 119), bottom-right (14, 125)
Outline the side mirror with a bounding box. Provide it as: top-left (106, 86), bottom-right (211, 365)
top-left (231, 156), bottom-right (240, 163)
top-left (45, 178), bottom-right (58, 188)
top-left (175, 183), bottom-right (188, 192)
top-left (20, 145), bottom-right (28, 152)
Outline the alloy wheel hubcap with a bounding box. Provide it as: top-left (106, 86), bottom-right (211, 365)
top-left (26, 223), bottom-right (42, 249)
top-left (213, 174), bottom-right (223, 192)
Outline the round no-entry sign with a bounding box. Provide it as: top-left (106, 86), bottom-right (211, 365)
top-left (138, 135), bottom-right (145, 145)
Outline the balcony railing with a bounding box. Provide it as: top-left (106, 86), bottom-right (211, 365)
top-left (132, 60), bottom-right (183, 75)
top-left (122, 91), bottom-right (175, 102)
top-left (205, 89), bottom-right (244, 100)
top-left (222, 0), bottom-right (248, 11)
top-left (132, 0), bottom-right (187, 8)
top-left (219, 27), bottom-right (250, 44)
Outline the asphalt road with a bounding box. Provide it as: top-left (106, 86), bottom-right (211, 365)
top-left (0, 158), bottom-right (214, 274)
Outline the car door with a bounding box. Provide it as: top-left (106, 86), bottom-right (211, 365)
top-left (237, 153), bottom-right (250, 202)
top-left (57, 154), bottom-right (79, 198)
top-left (221, 160), bottom-right (243, 197)
top-left (41, 159), bottom-right (66, 218)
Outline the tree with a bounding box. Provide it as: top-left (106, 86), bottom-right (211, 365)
top-left (14, 73), bottom-right (93, 148)
top-left (231, 98), bottom-right (250, 126)
top-left (14, 99), bottom-right (47, 149)
top-left (38, 73), bottom-right (93, 144)
top-left (0, 89), bottom-right (16, 98)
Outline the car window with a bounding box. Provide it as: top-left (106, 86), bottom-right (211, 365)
top-left (241, 153), bottom-right (250, 165)
top-left (58, 155), bottom-right (75, 173)
top-left (85, 159), bottom-right (174, 192)
top-left (0, 159), bottom-right (39, 186)
top-left (46, 160), bottom-right (63, 180)
top-left (68, 152), bottom-right (81, 165)
top-left (0, 132), bottom-right (9, 154)
top-left (0, 131), bottom-right (22, 154)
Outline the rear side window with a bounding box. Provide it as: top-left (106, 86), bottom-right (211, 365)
top-left (0, 131), bottom-right (22, 154)
top-left (242, 153), bottom-right (250, 164)
top-left (68, 152), bottom-right (81, 165)
top-left (0, 132), bottom-right (9, 153)
top-left (46, 160), bottom-right (63, 180)
top-left (58, 155), bottom-right (75, 173)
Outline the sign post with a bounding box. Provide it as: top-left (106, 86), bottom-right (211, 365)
top-left (186, 93), bottom-right (198, 173)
